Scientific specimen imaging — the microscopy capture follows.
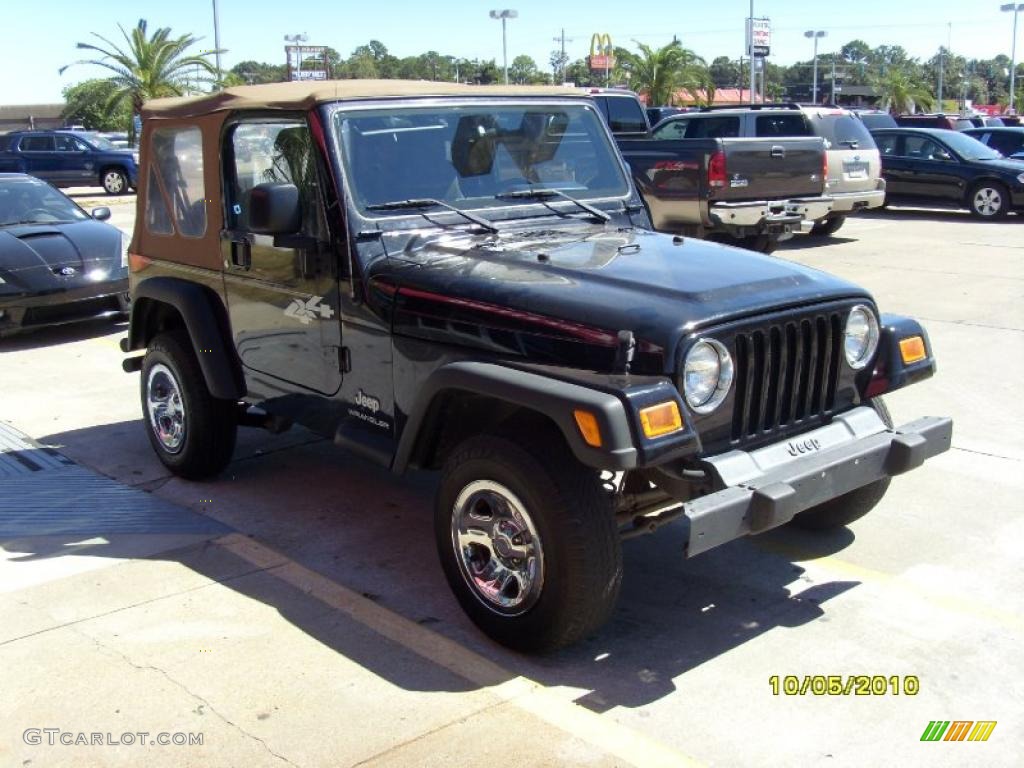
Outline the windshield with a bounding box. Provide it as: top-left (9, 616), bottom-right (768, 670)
top-left (82, 134), bottom-right (116, 150)
top-left (941, 131), bottom-right (1004, 161)
top-left (0, 179), bottom-right (89, 225)
top-left (333, 103), bottom-right (629, 214)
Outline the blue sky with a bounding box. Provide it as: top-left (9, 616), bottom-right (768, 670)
top-left (4, 0), bottom-right (1018, 104)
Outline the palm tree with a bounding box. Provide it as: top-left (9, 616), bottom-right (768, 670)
top-left (872, 68), bottom-right (935, 114)
top-left (60, 19), bottom-right (218, 142)
top-left (613, 41), bottom-right (707, 106)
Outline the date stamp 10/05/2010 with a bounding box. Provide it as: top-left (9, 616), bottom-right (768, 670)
top-left (769, 675), bottom-right (920, 696)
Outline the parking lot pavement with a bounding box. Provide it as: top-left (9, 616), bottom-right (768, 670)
top-left (1, 206), bottom-right (1022, 766)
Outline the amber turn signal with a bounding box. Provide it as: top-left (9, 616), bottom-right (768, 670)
top-left (128, 253), bottom-right (151, 273)
top-left (573, 409), bottom-right (603, 448)
top-left (899, 336), bottom-right (926, 364)
top-left (639, 401), bottom-right (683, 439)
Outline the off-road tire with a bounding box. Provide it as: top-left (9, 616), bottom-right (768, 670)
top-left (809, 215), bottom-right (846, 237)
top-left (435, 433), bottom-right (622, 652)
top-left (790, 398), bottom-right (893, 530)
top-left (967, 181), bottom-right (1009, 219)
top-left (140, 330), bottom-right (237, 480)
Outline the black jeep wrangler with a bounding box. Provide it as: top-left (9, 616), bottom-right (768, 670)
top-left (122, 81), bottom-right (952, 651)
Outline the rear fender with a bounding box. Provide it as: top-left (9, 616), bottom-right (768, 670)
top-left (127, 276), bottom-right (244, 400)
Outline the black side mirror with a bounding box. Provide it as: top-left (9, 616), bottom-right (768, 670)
top-left (248, 183), bottom-right (300, 235)
top-left (91, 207), bottom-right (111, 221)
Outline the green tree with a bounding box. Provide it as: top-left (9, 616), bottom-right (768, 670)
top-left (709, 56), bottom-right (739, 88)
top-left (613, 40), bottom-right (707, 106)
top-left (550, 50), bottom-right (570, 83)
top-left (872, 68), bottom-right (934, 114)
top-left (230, 60), bottom-right (287, 84)
top-left (509, 55), bottom-right (541, 84)
top-left (60, 19), bottom-right (218, 141)
top-left (62, 78), bottom-right (131, 131)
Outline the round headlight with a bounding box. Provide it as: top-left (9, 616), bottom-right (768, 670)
top-left (683, 339), bottom-right (734, 413)
top-left (844, 305), bottom-right (879, 370)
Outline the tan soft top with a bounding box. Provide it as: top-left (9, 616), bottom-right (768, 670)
top-left (142, 79), bottom-right (583, 119)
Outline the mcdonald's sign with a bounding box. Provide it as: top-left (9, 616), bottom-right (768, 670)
top-left (587, 33), bottom-right (614, 72)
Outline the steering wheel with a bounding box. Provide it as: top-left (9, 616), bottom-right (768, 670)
top-left (22, 208), bottom-right (56, 221)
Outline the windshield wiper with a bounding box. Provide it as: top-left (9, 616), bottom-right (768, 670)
top-left (495, 187), bottom-right (611, 223)
top-left (365, 198), bottom-right (497, 233)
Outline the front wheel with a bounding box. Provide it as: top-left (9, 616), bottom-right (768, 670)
top-left (968, 181), bottom-right (1009, 219)
top-left (140, 330), bottom-right (237, 480)
top-left (102, 168), bottom-right (129, 195)
top-left (435, 433), bottom-right (622, 652)
top-left (809, 215), bottom-right (846, 237)
top-left (790, 398), bottom-right (893, 530)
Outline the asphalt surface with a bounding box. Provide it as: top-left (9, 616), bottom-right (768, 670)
top-left (1, 194), bottom-right (1021, 767)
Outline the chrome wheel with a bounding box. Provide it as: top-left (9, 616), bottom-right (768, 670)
top-left (103, 170), bottom-right (126, 194)
top-left (450, 480), bottom-right (544, 615)
top-left (973, 186), bottom-right (1003, 217)
top-left (146, 363), bottom-right (185, 453)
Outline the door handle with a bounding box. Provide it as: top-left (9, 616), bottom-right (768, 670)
top-left (770, 145), bottom-right (785, 158)
top-left (220, 229), bottom-right (252, 270)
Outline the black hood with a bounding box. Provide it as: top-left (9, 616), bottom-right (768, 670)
top-left (0, 219), bottom-right (125, 294)
top-left (373, 224), bottom-right (871, 360)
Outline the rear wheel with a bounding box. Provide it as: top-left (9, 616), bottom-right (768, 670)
top-left (809, 215), bottom-right (846, 236)
top-left (102, 168), bottom-right (128, 195)
top-left (435, 432), bottom-right (622, 652)
top-left (140, 330), bottom-right (237, 480)
top-left (968, 181), bottom-right (1009, 219)
top-left (790, 398), bottom-right (893, 530)
top-left (728, 234), bottom-right (777, 254)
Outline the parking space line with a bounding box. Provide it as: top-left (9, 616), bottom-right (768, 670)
top-left (754, 540), bottom-right (1024, 634)
top-left (215, 532), bottom-right (703, 768)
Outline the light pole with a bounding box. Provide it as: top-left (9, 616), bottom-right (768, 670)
top-left (284, 33), bottom-right (308, 81)
top-left (804, 30), bottom-right (827, 104)
top-left (212, 0), bottom-right (222, 86)
top-left (489, 9), bottom-right (518, 85)
top-left (1001, 4), bottom-right (1024, 113)
top-left (748, 1), bottom-right (756, 104)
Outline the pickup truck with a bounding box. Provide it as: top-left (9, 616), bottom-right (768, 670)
top-left (0, 130), bottom-right (138, 195)
top-left (586, 90), bottom-right (833, 252)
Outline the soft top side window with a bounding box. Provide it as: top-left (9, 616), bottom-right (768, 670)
top-left (147, 125), bottom-right (206, 238)
top-left (226, 119), bottom-right (324, 239)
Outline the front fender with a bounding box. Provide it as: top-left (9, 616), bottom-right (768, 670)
top-left (393, 361), bottom-right (700, 473)
top-left (865, 314), bottom-right (936, 399)
top-left (127, 276), bottom-right (244, 400)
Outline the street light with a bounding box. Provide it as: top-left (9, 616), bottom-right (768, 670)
top-left (489, 9), bottom-right (518, 84)
top-left (284, 33), bottom-right (309, 81)
top-left (804, 30), bottom-right (827, 104)
top-left (1001, 3), bottom-right (1024, 113)
top-left (211, 0), bottom-right (223, 86)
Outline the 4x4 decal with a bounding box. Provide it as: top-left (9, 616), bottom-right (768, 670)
top-left (284, 296), bottom-right (335, 325)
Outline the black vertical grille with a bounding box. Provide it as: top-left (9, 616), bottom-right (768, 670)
top-left (731, 311), bottom-right (843, 441)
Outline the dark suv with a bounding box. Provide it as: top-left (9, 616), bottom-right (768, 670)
top-left (0, 130), bottom-right (138, 194)
top-left (121, 81), bottom-right (951, 651)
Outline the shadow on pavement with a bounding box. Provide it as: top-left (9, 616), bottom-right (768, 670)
top-left (777, 235), bottom-right (858, 251)
top-left (6, 419), bottom-right (863, 709)
top-left (858, 205), bottom-right (1023, 222)
top-left (0, 317), bottom-right (126, 352)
